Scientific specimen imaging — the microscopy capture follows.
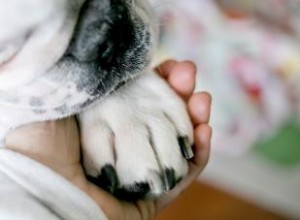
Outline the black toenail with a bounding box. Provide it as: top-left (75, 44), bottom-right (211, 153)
top-left (114, 182), bottom-right (150, 201)
top-left (162, 168), bottom-right (177, 191)
top-left (87, 164), bottom-right (119, 194)
top-left (178, 136), bottom-right (194, 159)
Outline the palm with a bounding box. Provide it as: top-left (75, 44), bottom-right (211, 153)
top-left (6, 61), bottom-right (212, 220)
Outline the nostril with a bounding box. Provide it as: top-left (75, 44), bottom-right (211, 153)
top-left (98, 41), bottom-right (114, 63)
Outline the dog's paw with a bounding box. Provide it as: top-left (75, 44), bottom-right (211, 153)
top-left (79, 71), bottom-right (194, 200)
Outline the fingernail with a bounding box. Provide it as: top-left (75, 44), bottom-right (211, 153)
top-left (178, 136), bottom-right (194, 159)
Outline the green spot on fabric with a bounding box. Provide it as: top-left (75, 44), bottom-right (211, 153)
top-left (255, 120), bottom-right (300, 167)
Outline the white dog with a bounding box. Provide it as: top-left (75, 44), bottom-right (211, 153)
top-left (0, 0), bottom-right (193, 200)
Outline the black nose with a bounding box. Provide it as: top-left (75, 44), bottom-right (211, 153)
top-left (67, 0), bottom-right (134, 67)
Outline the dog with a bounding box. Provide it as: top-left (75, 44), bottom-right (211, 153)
top-left (0, 0), bottom-right (193, 200)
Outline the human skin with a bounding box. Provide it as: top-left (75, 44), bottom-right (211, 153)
top-left (6, 60), bottom-right (212, 220)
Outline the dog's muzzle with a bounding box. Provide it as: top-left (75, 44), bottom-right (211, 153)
top-left (54, 0), bottom-right (152, 104)
top-left (67, 0), bottom-right (135, 70)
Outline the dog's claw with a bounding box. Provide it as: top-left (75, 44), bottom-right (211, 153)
top-left (114, 182), bottom-right (151, 201)
top-left (178, 136), bottom-right (194, 159)
top-left (87, 165), bottom-right (119, 193)
top-left (162, 168), bottom-right (177, 191)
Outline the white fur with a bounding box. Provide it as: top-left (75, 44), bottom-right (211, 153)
top-left (0, 0), bottom-right (83, 90)
top-left (0, 0), bottom-right (194, 196)
top-left (80, 71), bottom-right (193, 194)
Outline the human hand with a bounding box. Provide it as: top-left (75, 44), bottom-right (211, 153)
top-left (5, 60), bottom-right (212, 220)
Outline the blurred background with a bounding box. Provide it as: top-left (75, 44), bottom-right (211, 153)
top-left (149, 0), bottom-right (300, 219)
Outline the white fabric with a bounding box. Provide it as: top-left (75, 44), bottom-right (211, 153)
top-left (0, 149), bottom-right (107, 220)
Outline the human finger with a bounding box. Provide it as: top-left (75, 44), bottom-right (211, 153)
top-left (188, 92), bottom-right (212, 126)
top-left (155, 124), bottom-right (212, 212)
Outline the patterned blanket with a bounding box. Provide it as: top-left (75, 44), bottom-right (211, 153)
top-left (150, 0), bottom-right (300, 155)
